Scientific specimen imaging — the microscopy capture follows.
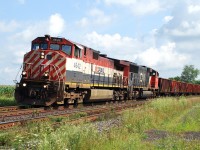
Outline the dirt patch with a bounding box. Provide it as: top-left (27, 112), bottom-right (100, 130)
top-left (183, 131), bottom-right (200, 141)
top-left (145, 130), bottom-right (169, 141)
top-left (145, 129), bottom-right (200, 141)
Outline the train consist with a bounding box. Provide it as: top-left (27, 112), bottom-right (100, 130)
top-left (15, 35), bottom-right (200, 106)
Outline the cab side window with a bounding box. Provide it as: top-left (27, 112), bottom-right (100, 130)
top-left (74, 46), bottom-right (82, 58)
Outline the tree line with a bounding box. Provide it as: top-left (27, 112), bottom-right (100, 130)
top-left (169, 65), bottom-right (200, 84)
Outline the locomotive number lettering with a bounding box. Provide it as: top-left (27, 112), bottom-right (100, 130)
top-left (74, 62), bottom-right (81, 69)
top-left (95, 66), bottom-right (104, 74)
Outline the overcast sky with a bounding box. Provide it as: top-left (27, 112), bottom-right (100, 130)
top-left (0, 0), bottom-right (200, 85)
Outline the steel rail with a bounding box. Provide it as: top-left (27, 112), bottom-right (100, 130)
top-left (0, 100), bottom-right (146, 130)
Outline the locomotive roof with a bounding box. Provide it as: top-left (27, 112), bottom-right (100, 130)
top-left (32, 35), bottom-right (100, 52)
top-left (33, 35), bottom-right (140, 67)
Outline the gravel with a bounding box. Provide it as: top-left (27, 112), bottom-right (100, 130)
top-left (93, 117), bottom-right (122, 133)
top-left (145, 129), bottom-right (200, 141)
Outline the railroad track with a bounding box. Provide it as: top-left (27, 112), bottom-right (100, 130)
top-left (0, 100), bottom-right (147, 129)
top-left (0, 106), bottom-right (19, 112)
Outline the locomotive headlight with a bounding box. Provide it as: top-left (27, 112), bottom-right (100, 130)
top-left (40, 52), bottom-right (45, 59)
top-left (43, 85), bottom-right (48, 88)
top-left (22, 71), bottom-right (26, 75)
top-left (44, 72), bottom-right (49, 77)
top-left (22, 71), bottom-right (27, 78)
top-left (43, 72), bottom-right (49, 80)
top-left (22, 83), bottom-right (27, 87)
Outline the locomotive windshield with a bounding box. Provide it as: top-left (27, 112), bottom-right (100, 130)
top-left (50, 44), bottom-right (60, 50)
top-left (32, 43), bottom-right (48, 50)
top-left (31, 42), bottom-right (72, 56)
top-left (62, 45), bottom-right (71, 55)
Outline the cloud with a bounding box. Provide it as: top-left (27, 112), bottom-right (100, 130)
top-left (49, 13), bottom-right (65, 36)
top-left (0, 20), bottom-right (20, 32)
top-left (163, 16), bottom-right (174, 23)
top-left (162, 21), bottom-right (200, 38)
top-left (188, 4), bottom-right (200, 13)
top-left (10, 22), bottom-right (47, 43)
top-left (9, 13), bottom-right (65, 42)
top-left (83, 31), bottom-right (189, 70)
top-left (136, 42), bottom-right (188, 69)
top-left (77, 8), bottom-right (115, 28)
top-left (83, 31), bottom-right (143, 60)
top-left (17, 0), bottom-right (26, 4)
top-left (89, 8), bottom-right (113, 25)
top-left (154, 1), bottom-right (200, 76)
top-left (77, 17), bottom-right (89, 27)
top-left (0, 67), bottom-right (20, 85)
top-left (103, 0), bottom-right (176, 16)
top-left (158, 2), bottom-right (200, 42)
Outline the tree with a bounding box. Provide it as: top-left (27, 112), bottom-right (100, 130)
top-left (195, 80), bottom-right (200, 84)
top-left (169, 76), bottom-right (181, 81)
top-left (180, 65), bottom-right (199, 83)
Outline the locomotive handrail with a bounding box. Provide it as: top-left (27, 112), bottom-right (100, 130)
top-left (22, 62), bottom-right (33, 79)
top-left (15, 62), bottom-right (33, 82)
top-left (123, 76), bottom-right (128, 86)
top-left (14, 64), bottom-right (23, 83)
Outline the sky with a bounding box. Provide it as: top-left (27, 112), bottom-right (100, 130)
top-left (0, 0), bottom-right (200, 85)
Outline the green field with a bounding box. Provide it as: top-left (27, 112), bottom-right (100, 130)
top-left (0, 96), bottom-right (200, 149)
top-left (0, 86), bottom-right (16, 106)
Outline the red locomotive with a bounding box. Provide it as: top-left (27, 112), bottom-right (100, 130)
top-left (15, 35), bottom-right (200, 106)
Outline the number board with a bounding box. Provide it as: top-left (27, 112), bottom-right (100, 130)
top-left (51, 38), bottom-right (62, 42)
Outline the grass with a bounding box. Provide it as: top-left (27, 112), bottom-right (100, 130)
top-left (0, 96), bottom-right (16, 106)
top-left (0, 86), bottom-right (16, 106)
top-left (0, 96), bottom-right (200, 149)
top-left (0, 85), bottom-right (15, 97)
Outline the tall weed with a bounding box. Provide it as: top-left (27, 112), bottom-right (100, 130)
top-left (1, 97), bottom-right (200, 149)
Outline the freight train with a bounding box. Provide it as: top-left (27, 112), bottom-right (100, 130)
top-left (14, 35), bottom-right (200, 106)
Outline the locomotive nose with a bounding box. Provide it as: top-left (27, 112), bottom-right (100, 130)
top-left (23, 50), bottom-right (66, 81)
top-left (16, 49), bottom-right (66, 106)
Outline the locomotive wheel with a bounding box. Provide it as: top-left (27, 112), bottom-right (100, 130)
top-left (124, 93), bottom-right (128, 100)
top-left (73, 99), bottom-right (78, 107)
top-left (64, 98), bottom-right (69, 108)
top-left (45, 94), bottom-right (57, 106)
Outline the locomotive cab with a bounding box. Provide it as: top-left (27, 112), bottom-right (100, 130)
top-left (150, 69), bottom-right (159, 89)
top-left (15, 35), bottom-right (69, 106)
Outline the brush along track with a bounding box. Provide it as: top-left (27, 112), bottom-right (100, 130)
top-left (0, 100), bottom-right (147, 129)
top-left (67, 100), bottom-right (146, 125)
